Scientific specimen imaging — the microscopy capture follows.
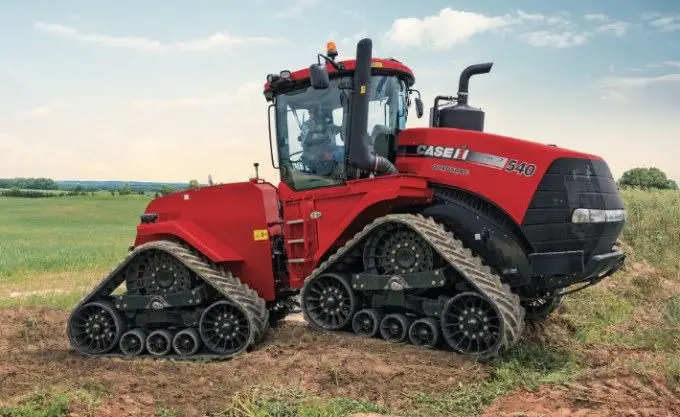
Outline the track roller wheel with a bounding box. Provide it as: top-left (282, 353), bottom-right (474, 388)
top-left (441, 292), bottom-right (503, 358)
top-left (172, 328), bottom-right (201, 357)
top-left (379, 313), bottom-right (412, 343)
top-left (146, 329), bottom-right (173, 356)
top-left (408, 317), bottom-right (441, 348)
top-left (119, 329), bottom-right (146, 356)
top-left (352, 308), bottom-right (384, 337)
top-left (199, 300), bottom-right (252, 356)
top-left (302, 273), bottom-right (357, 331)
top-left (67, 300), bottom-right (124, 355)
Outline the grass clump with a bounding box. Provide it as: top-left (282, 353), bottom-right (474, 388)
top-left (408, 342), bottom-right (581, 417)
top-left (620, 189), bottom-right (680, 277)
top-left (217, 391), bottom-right (388, 417)
top-left (0, 391), bottom-right (69, 417)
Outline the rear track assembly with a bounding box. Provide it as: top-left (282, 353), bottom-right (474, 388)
top-left (66, 240), bottom-right (269, 360)
top-left (301, 213), bottom-right (525, 360)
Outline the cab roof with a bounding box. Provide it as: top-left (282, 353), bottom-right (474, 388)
top-left (263, 57), bottom-right (415, 96)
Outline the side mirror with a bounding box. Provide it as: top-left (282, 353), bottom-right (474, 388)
top-left (415, 97), bottom-right (424, 118)
top-left (309, 64), bottom-right (330, 89)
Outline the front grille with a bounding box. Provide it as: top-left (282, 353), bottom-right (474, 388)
top-left (521, 158), bottom-right (624, 260)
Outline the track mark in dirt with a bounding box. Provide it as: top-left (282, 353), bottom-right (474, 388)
top-left (0, 307), bottom-right (486, 416)
top-left (483, 371), bottom-right (680, 417)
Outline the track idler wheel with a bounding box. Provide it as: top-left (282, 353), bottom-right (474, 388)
top-left (146, 329), bottom-right (173, 356)
top-left (67, 300), bottom-right (124, 355)
top-left (379, 313), bottom-right (412, 343)
top-left (352, 308), bottom-right (384, 337)
top-left (172, 328), bottom-right (201, 357)
top-left (199, 300), bottom-right (252, 356)
top-left (408, 317), bottom-right (441, 348)
top-left (119, 329), bottom-right (146, 356)
top-left (441, 292), bottom-right (503, 357)
top-left (302, 273), bottom-right (357, 331)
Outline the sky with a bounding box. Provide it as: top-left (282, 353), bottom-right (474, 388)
top-left (1, 0), bottom-right (679, 184)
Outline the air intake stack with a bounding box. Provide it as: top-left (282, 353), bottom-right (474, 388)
top-left (431, 63), bottom-right (493, 132)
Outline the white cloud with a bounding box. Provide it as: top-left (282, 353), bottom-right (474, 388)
top-left (384, 8), bottom-right (632, 51)
top-left (519, 31), bottom-right (589, 48)
top-left (175, 33), bottom-right (285, 51)
top-left (599, 73), bottom-right (680, 102)
top-left (24, 105), bottom-right (53, 117)
top-left (516, 10), bottom-right (545, 22)
top-left (384, 8), bottom-right (511, 50)
top-left (34, 22), bottom-right (286, 52)
top-left (34, 22), bottom-right (164, 51)
top-left (133, 81), bottom-right (261, 111)
top-left (641, 12), bottom-right (663, 21)
top-left (648, 15), bottom-right (680, 32)
top-left (274, 0), bottom-right (319, 19)
top-left (585, 13), bottom-right (609, 22)
top-left (660, 61), bottom-right (680, 69)
top-left (595, 21), bottom-right (631, 37)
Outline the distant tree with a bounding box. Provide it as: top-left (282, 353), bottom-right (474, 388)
top-left (187, 179), bottom-right (200, 189)
top-left (619, 167), bottom-right (678, 190)
top-left (118, 184), bottom-right (133, 195)
top-left (154, 192), bottom-right (161, 198)
top-left (160, 185), bottom-right (175, 196)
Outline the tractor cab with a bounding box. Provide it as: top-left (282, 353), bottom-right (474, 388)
top-left (263, 41), bottom-right (423, 191)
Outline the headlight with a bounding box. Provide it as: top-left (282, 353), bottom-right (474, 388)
top-left (572, 208), bottom-right (626, 223)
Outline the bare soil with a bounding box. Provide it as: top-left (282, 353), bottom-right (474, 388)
top-left (0, 307), bottom-right (485, 416)
top-left (1, 306), bottom-right (678, 417)
top-left (483, 371), bottom-right (680, 417)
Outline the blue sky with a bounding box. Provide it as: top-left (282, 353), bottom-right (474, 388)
top-left (1, 0), bottom-right (679, 183)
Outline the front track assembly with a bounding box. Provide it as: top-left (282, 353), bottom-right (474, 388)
top-left (301, 213), bottom-right (525, 360)
top-left (66, 240), bottom-right (269, 360)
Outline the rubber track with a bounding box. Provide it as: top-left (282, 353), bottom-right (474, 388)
top-left (67, 239), bottom-right (269, 360)
top-left (301, 213), bottom-right (525, 359)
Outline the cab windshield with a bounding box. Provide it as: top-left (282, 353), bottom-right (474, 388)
top-left (274, 74), bottom-right (407, 190)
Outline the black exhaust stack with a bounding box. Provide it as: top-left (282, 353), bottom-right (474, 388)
top-left (432, 62), bottom-right (493, 132)
top-left (347, 38), bottom-right (397, 175)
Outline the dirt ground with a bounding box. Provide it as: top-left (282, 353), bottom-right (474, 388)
top-left (483, 371), bottom-right (680, 417)
top-left (0, 307), bottom-right (678, 417)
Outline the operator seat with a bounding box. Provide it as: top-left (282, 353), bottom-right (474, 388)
top-left (371, 125), bottom-right (397, 163)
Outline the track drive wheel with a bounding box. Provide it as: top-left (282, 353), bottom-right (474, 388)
top-left (199, 300), bottom-right (253, 356)
top-left (67, 301), bottom-right (124, 355)
top-left (302, 273), bottom-right (357, 331)
top-left (408, 317), bottom-right (441, 348)
top-left (441, 292), bottom-right (504, 358)
top-left (352, 308), bottom-right (384, 337)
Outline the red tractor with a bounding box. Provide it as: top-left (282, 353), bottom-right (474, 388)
top-left (67, 38), bottom-right (626, 360)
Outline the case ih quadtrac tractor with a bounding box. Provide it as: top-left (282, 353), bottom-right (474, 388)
top-left (67, 38), bottom-right (626, 360)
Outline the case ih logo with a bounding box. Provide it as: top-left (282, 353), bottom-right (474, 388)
top-left (416, 145), bottom-right (470, 160)
top-left (401, 144), bottom-right (537, 177)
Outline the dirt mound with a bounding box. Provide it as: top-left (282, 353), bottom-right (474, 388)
top-left (0, 307), bottom-right (486, 416)
top-left (483, 371), bottom-right (680, 417)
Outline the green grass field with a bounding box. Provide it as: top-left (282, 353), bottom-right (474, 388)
top-left (0, 189), bottom-right (679, 416)
top-left (0, 193), bottom-right (151, 308)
